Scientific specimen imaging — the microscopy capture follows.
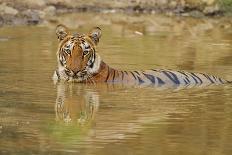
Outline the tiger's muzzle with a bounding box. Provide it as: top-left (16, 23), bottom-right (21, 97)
top-left (64, 68), bottom-right (87, 79)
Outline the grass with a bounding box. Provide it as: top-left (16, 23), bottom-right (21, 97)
top-left (218, 0), bottom-right (232, 14)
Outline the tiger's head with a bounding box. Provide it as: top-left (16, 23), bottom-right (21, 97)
top-left (55, 24), bottom-right (102, 82)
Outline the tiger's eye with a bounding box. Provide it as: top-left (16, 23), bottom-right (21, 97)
top-left (63, 41), bottom-right (74, 55)
top-left (64, 49), bottom-right (71, 55)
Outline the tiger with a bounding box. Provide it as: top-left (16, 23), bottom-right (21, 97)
top-left (53, 24), bottom-right (231, 87)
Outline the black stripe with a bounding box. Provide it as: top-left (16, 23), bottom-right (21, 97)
top-left (134, 71), bottom-right (140, 75)
top-left (152, 69), bottom-right (158, 72)
top-left (136, 75), bottom-right (145, 84)
top-left (212, 75), bottom-right (217, 81)
top-left (89, 52), bottom-right (95, 68)
top-left (182, 74), bottom-right (191, 84)
top-left (190, 73), bottom-right (203, 84)
top-left (177, 71), bottom-right (191, 84)
top-left (179, 71), bottom-right (198, 84)
top-left (121, 71), bottom-right (124, 81)
top-left (59, 54), bottom-right (65, 66)
top-left (105, 66), bottom-right (110, 82)
top-left (162, 71), bottom-right (180, 85)
top-left (130, 71), bottom-right (137, 80)
top-left (208, 75), bottom-right (215, 83)
top-left (124, 71), bottom-right (128, 75)
top-left (56, 70), bottom-right (60, 80)
top-left (59, 60), bottom-right (64, 66)
top-left (143, 73), bottom-right (156, 83)
top-left (219, 78), bottom-right (224, 83)
top-left (178, 71), bottom-right (190, 77)
top-left (178, 71), bottom-right (191, 84)
top-left (157, 77), bottom-right (165, 85)
top-left (203, 74), bottom-right (214, 83)
top-left (112, 70), bottom-right (116, 81)
top-left (185, 77), bottom-right (190, 84)
top-left (213, 75), bottom-right (222, 83)
top-left (183, 79), bottom-right (188, 85)
top-left (133, 71), bottom-right (145, 83)
top-left (190, 74), bottom-right (198, 84)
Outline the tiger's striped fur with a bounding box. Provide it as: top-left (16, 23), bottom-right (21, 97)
top-left (53, 24), bottom-right (231, 86)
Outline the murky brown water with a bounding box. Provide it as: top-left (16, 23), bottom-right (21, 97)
top-left (0, 13), bottom-right (232, 155)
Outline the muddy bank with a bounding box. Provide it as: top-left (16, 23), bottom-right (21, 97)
top-left (0, 0), bottom-right (231, 26)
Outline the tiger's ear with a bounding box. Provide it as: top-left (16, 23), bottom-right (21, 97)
top-left (88, 27), bottom-right (101, 45)
top-left (56, 24), bottom-right (69, 41)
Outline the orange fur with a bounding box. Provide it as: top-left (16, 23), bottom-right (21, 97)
top-left (54, 25), bottom-right (230, 86)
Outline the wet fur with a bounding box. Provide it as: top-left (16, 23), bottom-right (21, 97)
top-left (53, 24), bottom-right (230, 86)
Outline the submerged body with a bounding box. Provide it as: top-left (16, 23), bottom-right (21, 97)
top-left (53, 24), bottom-right (230, 86)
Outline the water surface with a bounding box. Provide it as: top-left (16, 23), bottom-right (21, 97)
top-left (0, 13), bottom-right (232, 155)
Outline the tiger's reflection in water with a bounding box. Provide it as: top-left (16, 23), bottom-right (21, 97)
top-left (55, 82), bottom-right (99, 125)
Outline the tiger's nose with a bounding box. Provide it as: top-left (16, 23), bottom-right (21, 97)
top-left (64, 69), bottom-right (79, 76)
top-left (71, 69), bottom-right (81, 78)
top-left (72, 69), bottom-right (80, 75)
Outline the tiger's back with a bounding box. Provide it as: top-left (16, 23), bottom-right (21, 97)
top-left (88, 61), bottom-right (229, 86)
top-left (117, 69), bottom-right (228, 86)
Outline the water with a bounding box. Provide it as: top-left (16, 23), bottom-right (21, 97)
top-left (0, 13), bottom-right (232, 155)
